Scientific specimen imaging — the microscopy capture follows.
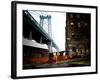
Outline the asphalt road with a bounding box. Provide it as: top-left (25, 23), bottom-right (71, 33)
top-left (23, 58), bottom-right (90, 69)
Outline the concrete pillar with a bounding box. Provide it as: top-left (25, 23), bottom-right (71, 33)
top-left (40, 15), bottom-right (44, 28)
top-left (48, 42), bottom-right (53, 53)
top-left (48, 15), bottom-right (52, 37)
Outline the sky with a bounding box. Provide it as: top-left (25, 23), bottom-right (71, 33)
top-left (28, 11), bottom-right (66, 52)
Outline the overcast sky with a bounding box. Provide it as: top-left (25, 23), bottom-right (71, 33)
top-left (49, 12), bottom-right (66, 52)
top-left (29, 11), bottom-right (66, 52)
